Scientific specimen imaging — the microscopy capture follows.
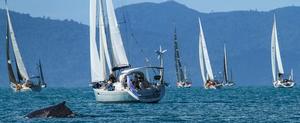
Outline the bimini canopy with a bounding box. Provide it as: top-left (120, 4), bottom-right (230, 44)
top-left (118, 67), bottom-right (163, 82)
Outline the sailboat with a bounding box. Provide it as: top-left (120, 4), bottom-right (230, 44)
top-left (173, 28), bottom-right (192, 88)
top-left (222, 44), bottom-right (235, 87)
top-left (271, 15), bottom-right (295, 88)
top-left (90, 0), bottom-right (166, 103)
top-left (198, 18), bottom-right (222, 89)
top-left (5, 1), bottom-right (46, 92)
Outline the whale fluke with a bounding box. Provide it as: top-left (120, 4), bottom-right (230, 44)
top-left (25, 101), bottom-right (74, 118)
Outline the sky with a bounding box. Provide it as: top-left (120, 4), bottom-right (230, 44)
top-left (1, 0), bottom-right (300, 24)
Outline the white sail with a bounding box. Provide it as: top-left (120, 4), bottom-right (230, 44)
top-left (198, 18), bottom-right (214, 80)
top-left (274, 18), bottom-right (284, 75)
top-left (271, 16), bottom-right (284, 82)
top-left (106, 0), bottom-right (129, 68)
top-left (198, 21), bottom-right (206, 84)
top-left (6, 6), bottom-right (30, 81)
top-left (90, 0), bottom-right (103, 82)
top-left (271, 19), bottom-right (276, 81)
top-left (289, 69), bottom-right (294, 80)
top-left (224, 44), bottom-right (229, 82)
top-left (99, 0), bottom-right (113, 74)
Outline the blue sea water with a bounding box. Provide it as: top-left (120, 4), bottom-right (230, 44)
top-left (1, 87), bottom-right (300, 122)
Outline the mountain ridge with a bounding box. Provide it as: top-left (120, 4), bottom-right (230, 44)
top-left (1, 1), bottom-right (300, 87)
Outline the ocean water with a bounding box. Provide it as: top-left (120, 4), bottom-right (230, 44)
top-left (1, 87), bottom-right (300, 122)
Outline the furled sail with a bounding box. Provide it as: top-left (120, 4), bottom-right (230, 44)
top-left (223, 44), bottom-right (229, 83)
top-left (90, 0), bottom-right (103, 82)
top-left (174, 28), bottom-right (185, 82)
top-left (6, 5), bottom-right (30, 81)
top-left (106, 0), bottom-right (129, 68)
top-left (198, 18), bottom-right (214, 81)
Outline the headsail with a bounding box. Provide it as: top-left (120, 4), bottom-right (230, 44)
top-left (6, 4), bottom-right (30, 81)
top-left (106, 0), bottom-right (129, 68)
top-left (198, 18), bottom-right (214, 81)
top-left (90, 0), bottom-right (103, 82)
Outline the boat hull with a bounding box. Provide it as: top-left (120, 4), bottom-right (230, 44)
top-left (93, 89), bottom-right (138, 103)
top-left (273, 81), bottom-right (295, 88)
top-left (10, 83), bottom-right (42, 92)
top-left (176, 82), bottom-right (192, 88)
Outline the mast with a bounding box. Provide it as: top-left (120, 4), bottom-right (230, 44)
top-left (174, 28), bottom-right (185, 82)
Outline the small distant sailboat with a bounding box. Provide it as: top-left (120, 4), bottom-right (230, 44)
top-left (5, 1), bottom-right (46, 92)
top-left (173, 28), bottom-right (192, 88)
top-left (90, 0), bottom-right (165, 103)
top-left (271, 15), bottom-right (295, 88)
top-left (222, 45), bottom-right (235, 87)
top-left (198, 18), bottom-right (222, 89)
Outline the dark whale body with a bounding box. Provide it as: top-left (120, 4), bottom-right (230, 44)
top-left (25, 101), bottom-right (74, 118)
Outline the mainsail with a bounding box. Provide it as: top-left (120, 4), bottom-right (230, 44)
top-left (6, 22), bottom-right (18, 85)
top-left (90, 0), bottom-right (131, 82)
top-left (6, 5), bottom-right (30, 81)
top-left (106, 0), bottom-right (129, 68)
top-left (90, 0), bottom-right (103, 82)
top-left (271, 16), bottom-right (284, 81)
top-left (174, 28), bottom-right (185, 82)
top-left (198, 18), bottom-right (214, 81)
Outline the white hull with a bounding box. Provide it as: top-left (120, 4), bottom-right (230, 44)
top-left (204, 83), bottom-right (223, 90)
top-left (93, 89), bottom-right (138, 103)
top-left (176, 82), bottom-right (192, 88)
top-left (273, 81), bottom-right (295, 88)
top-left (93, 81), bottom-right (165, 103)
top-left (222, 82), bottom-right (235, 87)
top-left (10, 83), bottom-right (42, 92)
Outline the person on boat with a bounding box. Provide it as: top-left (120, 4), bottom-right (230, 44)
top-left (278, 73), bottom-right (284, 81)
top-left (16, 84), bottom-right (22, 90)
top-left (109, 73), bottom-right (116, 83)
top-left (206, 80), bottom-right (216, 87)
top-left (106, 80), bottom-right (114, 91)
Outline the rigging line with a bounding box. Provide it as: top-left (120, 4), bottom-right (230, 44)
top-left (119, 0), bottom-right (148, 61)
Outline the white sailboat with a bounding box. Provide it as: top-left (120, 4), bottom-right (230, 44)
top-left (5, 1), bottom-right (46, 92)
top-left (222, 44), bottom-right (235, 87)
top-left (271, 15), bottom-right (295, 88)
top-left (198, 18), bottom-right (222, 89)
top-left (90, 0), bottom-right (165, 103)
